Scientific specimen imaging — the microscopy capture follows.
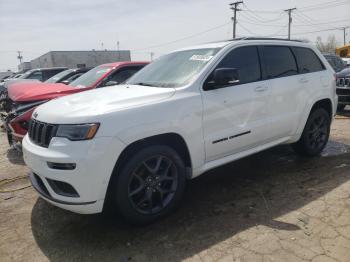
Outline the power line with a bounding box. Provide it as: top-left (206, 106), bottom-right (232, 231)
top-left (131, 21), bottom-right (231, 51)
top-left (242, 3), bottom-right (284, 23)
top-left (240, 0), bottom-right (350, 16)
top-left (299, 0), bottom-right (350, 12)
top-left (237, 23), bottom-right (255, 35)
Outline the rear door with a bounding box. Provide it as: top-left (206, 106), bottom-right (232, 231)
top-left (291, 46), bottom-right (328, 117)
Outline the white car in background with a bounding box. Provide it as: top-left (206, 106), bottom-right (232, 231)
top-left (342, 57), bottom-right (350, 67)
top-left (23, 38), bottom-right (337, 224)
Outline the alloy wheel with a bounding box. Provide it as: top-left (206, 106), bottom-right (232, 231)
top-left (127, 155), bottom-right (178, 215)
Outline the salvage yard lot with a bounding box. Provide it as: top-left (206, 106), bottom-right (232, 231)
top-left (1, 115), bottom-right (350, 262)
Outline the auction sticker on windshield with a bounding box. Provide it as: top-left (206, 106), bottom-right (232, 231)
top-left (190, 55), bottom-right (214, 62)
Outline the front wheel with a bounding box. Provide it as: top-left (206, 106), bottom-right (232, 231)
top-left (292, 108), bottom-right (330, 156)
top-left (112, 145), bottom-right (187, 225)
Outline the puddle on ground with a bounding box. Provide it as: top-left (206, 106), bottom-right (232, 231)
top-left (322, 140), bottom-right (350, 157)
top-left (261, 140), bottom-right (350, 165)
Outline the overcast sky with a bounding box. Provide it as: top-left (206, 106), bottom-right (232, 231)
top-left (0, 0), bottom-right (349, 71)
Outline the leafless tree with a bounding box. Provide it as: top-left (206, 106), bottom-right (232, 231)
top-left (316, 35), bottom-right (338, 53)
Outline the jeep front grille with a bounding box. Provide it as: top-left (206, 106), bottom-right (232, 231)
top-left (28, 119), bottom-right (58, 147)
top-left (336, 77), bottom-right (350, 87)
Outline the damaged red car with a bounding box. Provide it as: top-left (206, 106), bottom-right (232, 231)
top-left (1, 61), bottom-right (148, 149)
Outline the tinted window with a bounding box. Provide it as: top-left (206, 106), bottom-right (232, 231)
top-left (65, 73), bottom-right (83, 82)
top-left (45, 69), bottom-right (73, 83)
top-left (261, 46), bottom-right (298, 78)
top-left (43, 69), bottom-right (65, 81)
top-left (214, 46), bottom-right (261, 84)
top-left (108, 68), bottom-right (142, 84)
top-left (27, 71), bottom-right (43, 81)
top-left (293, 47), bottom-right (324, 73)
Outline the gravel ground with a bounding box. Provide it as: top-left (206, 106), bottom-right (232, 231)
top-left (1, 112), bottom-right (350, 262)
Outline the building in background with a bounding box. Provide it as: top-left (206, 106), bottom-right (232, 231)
top-left (18, 62), bottom-right (32, 73)
top-left (18, 50), bottom-right (131, 72)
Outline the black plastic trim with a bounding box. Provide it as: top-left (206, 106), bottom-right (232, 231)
top-left (29, 172), bottom-right (96, 206)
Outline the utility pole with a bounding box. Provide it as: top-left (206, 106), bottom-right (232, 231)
top-left (17, 51), bottom-right (23, 64)
top-left (117, 41), bottom-right (120, 60)
top-left (284, 8), bottom-right (296, 40)
top-left (229, 1), bottom-right (243, 39)
top-left (340, 27), bottom-right (349, 45)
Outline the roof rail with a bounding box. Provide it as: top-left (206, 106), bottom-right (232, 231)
top-left (229, 37), bottom-right (305, 42)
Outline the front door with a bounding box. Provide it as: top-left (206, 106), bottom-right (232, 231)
top-left (201, 45), bottom-right (271, 162)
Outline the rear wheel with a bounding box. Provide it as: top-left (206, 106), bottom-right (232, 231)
top-left (292, 108), bottom-right (330, 156)
top-left (112, 145), bottom-right (186, 225)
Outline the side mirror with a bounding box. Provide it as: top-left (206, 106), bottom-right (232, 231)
top-left (205, 68), bottom-right (240, 90)
top-left (104, 80), bottom-right (119, 87)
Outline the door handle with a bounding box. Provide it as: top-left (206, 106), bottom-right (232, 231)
top-left (254, 86), bottom-right (268, 92)
top-left (299, 78), bottom-right (309, 83)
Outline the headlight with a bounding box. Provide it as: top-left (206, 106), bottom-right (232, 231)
top-left (56, 123), bottom-right (99, 141)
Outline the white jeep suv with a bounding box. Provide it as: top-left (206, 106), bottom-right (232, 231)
top-left (23, 38), bottom-right (337, 224)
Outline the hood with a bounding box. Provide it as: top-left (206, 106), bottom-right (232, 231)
top-left (337, 68), bottom-right (350, 78)
top-left (8, 82), bottom-right (81, 102)
top-left (34, 85), bottom-right (176, 124)
top-left (4, 79), bottom-right (39, 88)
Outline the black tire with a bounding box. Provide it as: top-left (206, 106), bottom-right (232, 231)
top-left (337, 104), bottom-right (346, 112)
top-left (292, 107), bottom-right (330, 156)
top-left (112, 145), bottom-right (186, 225)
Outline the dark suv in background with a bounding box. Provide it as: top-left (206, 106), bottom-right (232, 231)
top-left (44, 67), bottom-right (91, 85)
top-left (324, 54), bottom-right (346, 72)
top-left (13, 67), bottom-right (68, 82)
top-left (336, 67), bottom-right (350, 111)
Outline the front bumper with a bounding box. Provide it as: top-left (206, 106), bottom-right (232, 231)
top-left (22, 134), bottom-right (126, 214)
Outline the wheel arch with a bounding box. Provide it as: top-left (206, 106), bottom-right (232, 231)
top-left (293, 97), bottom-right (334, 143)
top-left (310, 98), bottom-right (333, 119)
top-left (103, 132), bottom-right (193, 211)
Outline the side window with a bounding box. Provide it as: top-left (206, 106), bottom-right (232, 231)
top-left (27, 71), bottom-right (43, 81)
top-left (292, 47), bottom-right (325, 73)
top-left (108, 67), bottom-right (142, 84)
top-left (261, 46), bottom-right (298, 78)
top-left (210, 46), bottom-right (261, 85)
top-left (48, 70), bottom-right (65, 79)
top-left (66, 73), bottom-right (83, 82)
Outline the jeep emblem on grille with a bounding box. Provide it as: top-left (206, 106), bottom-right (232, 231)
top-left (33, 112), bottom-right (38, 119)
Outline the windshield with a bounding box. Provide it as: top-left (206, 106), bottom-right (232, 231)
top-left (69, 66), bottom-right (113, 88)
top-left (45, 69), bottom-right (73, 83)
top-left (18, 70), bottom-right (35, 79)
top-left (126, 48), bottom-right (221, 88)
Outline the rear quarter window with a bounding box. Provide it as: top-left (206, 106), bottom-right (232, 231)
top-left (292, 47), bottom-right (325, 74)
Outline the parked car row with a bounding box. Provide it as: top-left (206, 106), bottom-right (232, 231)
top-left (4, 38), bottom-right (335, 224)
top-left (1, 62), bottom-right (148, 149)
